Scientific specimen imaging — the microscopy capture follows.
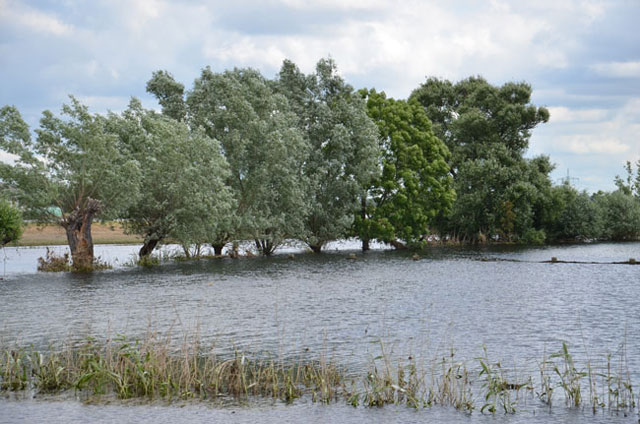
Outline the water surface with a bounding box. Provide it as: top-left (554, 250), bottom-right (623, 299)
top-left (1, 242), bottom-right (639, 423)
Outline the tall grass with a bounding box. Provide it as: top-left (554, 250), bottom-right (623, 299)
top-left (1, 334), bottom-right (637, 417)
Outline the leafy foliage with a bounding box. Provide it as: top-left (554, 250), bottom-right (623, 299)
top-left (275, 59), bottom-right (380, 252)
top-left (108, 99), bottom-right (234, 257)
top-left (356, 89), bottom-right (455, 247)
top-left (0, 99), bottom-right (140, 268)
top-left (0, 199), bottom-right (22, 245)
top-left (187, 67), bottom-right (309, 255)
top-left (410, 77), bottom-right (552, 242)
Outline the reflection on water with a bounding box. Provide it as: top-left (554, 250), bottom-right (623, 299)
top-left (1, 242), bottom-right (639, 423)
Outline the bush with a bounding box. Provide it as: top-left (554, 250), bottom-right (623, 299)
top-left (520, 228), bottom-right (546, 245)
top-left (37, 248), bottom-right (111, 272)
top-left (37, 248), bottom-right (72, 272)
top-left (0, 200), bottom-right (23, 246)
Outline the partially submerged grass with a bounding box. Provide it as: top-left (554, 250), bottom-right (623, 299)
top-left (1, 335), bottom-right (637, 417)
top-left (37, 248), bottom-right (111, 272)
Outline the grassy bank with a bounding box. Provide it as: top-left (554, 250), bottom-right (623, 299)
top-left (12, 222), bottom-right (142, 247)
top-left (1, 334), bottom-right (637, 416)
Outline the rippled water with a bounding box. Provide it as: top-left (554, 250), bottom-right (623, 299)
top-left (1, 242), bottom-right (639, 423)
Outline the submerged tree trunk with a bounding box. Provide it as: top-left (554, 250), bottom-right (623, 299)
top-left (255, 239), bottom-right (275, 256)
top-left (62, 198), bottom-right (101, 270)
top-left (389, 239), bottom-right (407, 250)
top-left (361, 198), bottom-right (370, 252)
top-left (212, 242), bottom-right (225, 256)
top-left (362, 238), bottom-right (370, 252)
top-left (229, 241), bottom-right (239, 258)
top-left (139, 237), bottom-right (161, 258)
top-left (308, 243), bottom-right (323, 253)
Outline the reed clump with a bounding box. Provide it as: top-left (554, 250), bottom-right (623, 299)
top-left (37, 248), bottom-right (111, 272)
top-left (0, 335), bottom-right (345, 404)
top-left (0, 335), bottom-right (637, 417)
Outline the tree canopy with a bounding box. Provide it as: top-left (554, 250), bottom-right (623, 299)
top-left (185, 67), bottom-right (309, 255)
top-left (0, 199), bottom-right (22, 246)
top-left (108, 99), bottom-right (234, 258)
top-left (355, 89), bottom-right (455, 248)
top-left (0, 99), bottom-right (140, 268)
top-left (275, 59), bottom-right (380, 252)
top-left (410, 77), bottom-right (552, 242)
top-left (2, 60), bottom-right (640, 269)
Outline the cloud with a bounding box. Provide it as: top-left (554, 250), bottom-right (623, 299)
top-left (590, 61), bottom-right (640, 78)
top-left (557, 136), bottom-right (630, 155)
top-left (0, 1), bottom-right (73, 36)
top-left (1, 0), bottom-right (639, 194)
top-left (547, 106), bottom-right (609, 123)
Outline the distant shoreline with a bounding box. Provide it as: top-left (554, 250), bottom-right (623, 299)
top-left (11, 222), bottom-right (142, 247)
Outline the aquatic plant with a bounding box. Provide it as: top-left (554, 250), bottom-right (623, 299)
top-left (0, 334), bottom-right (637, 417)
top-left (37, 247), bottom-right (111, 272)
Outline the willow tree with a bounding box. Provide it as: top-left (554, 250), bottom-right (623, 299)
top-left (275, 59), bottom-right (380, 252)
top-left (108, 99), bottom-right (234, 258)
top-left (0, 100), bottom-right (140, 269)
top-left (185, 68), bottom-right (308, 255)
top-left (355, 89), bottom-right (455, 249)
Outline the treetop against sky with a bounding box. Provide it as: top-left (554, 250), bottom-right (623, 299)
top-left (0, 0), bottom-right (639, 192)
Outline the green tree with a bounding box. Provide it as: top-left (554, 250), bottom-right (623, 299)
top-left (544, 184), bottom-right (603, 241)
top-left (410, 77), bottom-right (551, 242)
top-left (614, 160), bottom-right (640, 197)
top-left (595, 190), bottom-right (640, 241)
top-left (355, 89), bottom-right (455, 249)
top-left (438, 147), bottom-right (554, 242)
top-left (411, 76), bottom-right (550, 171)
top-left (108, 100), bottom-right (234, 258)
top-left (0, 100), bottom-right (140, 269)
top-left (186, 67), bottom-right (308, 255)
top-left (0, 199), bottom-right (22, 246)
top-left (275, 59), bottom-right (380, 252)
top-left (146, 70), bottom-right (187, 121)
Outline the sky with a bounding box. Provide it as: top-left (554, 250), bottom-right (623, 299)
top-left (1, 0), bottom-right (639, 192)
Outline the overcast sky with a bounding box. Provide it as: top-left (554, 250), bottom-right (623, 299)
top-left (1, 0), bottom-right (639, 192)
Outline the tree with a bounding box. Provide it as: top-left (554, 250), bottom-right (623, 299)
top-left (108, 99), bottom-right (234, 258)
top-left (595, 190), bottom-right (640, 241)
top-left (355, 89), bottom-right (455, 249)
top-left (410, 77), bottom-right (551, 242)
top-left (186, 67), bottom-right (308, 255)
top-left (614, 160), bottom-right (640, 197)
top-left (0, 100), bottom-right (140, 269)
top-left (146, 70), bottom-right (187, 121)
top-left (410, 77), bottom-right (550, 172)
top-left (544, 184), bottom-right (603, 242)
top-left (0, 199), bottom-right (22, 246)
top-left (275, 59), bottom-right (380, 252)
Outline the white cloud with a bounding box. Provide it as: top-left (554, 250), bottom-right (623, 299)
top-left (590, 61), bottom-right (640, 78)
top-left (547, 106), bottom-right (609, 123)
top-left (558, 136), bottom-right (630, 155)
top-left (0, 1), bottom-right (73, 36)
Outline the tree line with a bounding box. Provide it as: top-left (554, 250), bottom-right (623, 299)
top-left (1, 58), bottom-right (639, 269)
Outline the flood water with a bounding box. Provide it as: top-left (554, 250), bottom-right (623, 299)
top-left (1, 241), bottom-right (639, 423)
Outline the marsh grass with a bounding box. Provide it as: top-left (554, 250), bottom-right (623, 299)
top-left (37, 248), bottom-right (111, 272)
top-left (0, 335), bottom-right (637, 417)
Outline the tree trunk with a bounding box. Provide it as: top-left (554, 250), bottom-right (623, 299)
top-left (308, 243), bottom-right (323, 253)
top-left (229, 241), bottom-right (239, 258)
top-left (389, 239), bottom-right (407, 250)
top-left (139, 237), bottom-right (160, 257)
top-left (360, 197), bottom-right (370, 252)
top-left (362, 238), bottom-right (370, 251)
top-left (62, 198), bottom-right (101, 270)
top-left (212, 243), bottom-right (225, 256)
top-left (256, 239), bottom-right (275, 256)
